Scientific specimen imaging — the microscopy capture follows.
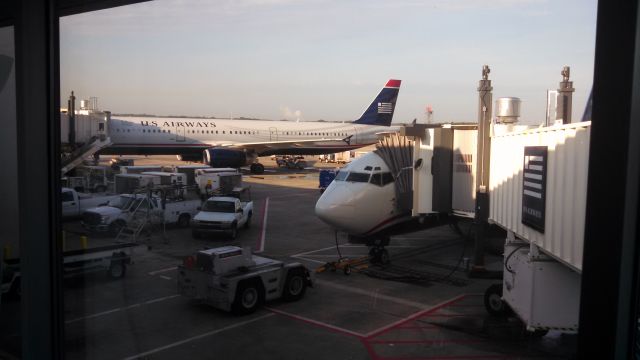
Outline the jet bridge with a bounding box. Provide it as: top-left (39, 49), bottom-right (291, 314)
top-left (401, 66), bottom-right (587, 333)
top-left (60, 92), bottom-right (112, 175)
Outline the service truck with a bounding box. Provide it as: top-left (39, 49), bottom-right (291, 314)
top-left (82, 193), bottom-right (200, 235)
top-left (191, 187), bottom-right (253, 239)
top-left (177, 246), bottom-right (313, 314)
top-left (61, 187), bottom-right (119, 219)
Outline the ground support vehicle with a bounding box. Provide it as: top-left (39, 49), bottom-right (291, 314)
top-left (191, 187), bottom-right (253, 239)
top-left (177, 246), bottom-right (313, 314)
top-left (72, 165), bottom-right (115, 193)
top-left (61, 187), bottom-right (119, 219)
top-left (318, 169), bottom-right (337, 193)
top-left (1, 241), bottom-right (138, 299)
top-left (82, 191), bottom-right (200, 237)
top-left (275, 156), bottom-right (307, 169)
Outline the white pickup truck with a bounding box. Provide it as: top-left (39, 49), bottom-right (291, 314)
top-left (177, 246), bottom-right (313, 314)
top-left (82, 193), bottom-right (201, 235)
top-left (61, 187), bottom-right (118, 219)
top-left (191, 187), bottom-right (253, 239)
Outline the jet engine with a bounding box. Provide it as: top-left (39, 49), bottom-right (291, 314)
top-left (203, 148), bottom-right (249, 168)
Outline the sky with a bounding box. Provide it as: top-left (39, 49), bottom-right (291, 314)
top-left (60, 0), bottom-right (598, 125)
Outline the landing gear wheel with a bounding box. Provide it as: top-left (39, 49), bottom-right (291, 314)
top-left (282, 268), bottom-right (307, 301)
top-left (250, 163), bottom-right (265, 174)
top-left (369, 247), bottom-right (390, 265)
top-left (484, 283), bottom-right (510, 317)
top-left (232, 281), bottom-right (262, 315)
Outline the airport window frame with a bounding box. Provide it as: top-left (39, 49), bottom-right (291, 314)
top-left (4, 0), bottom-right (639, 359)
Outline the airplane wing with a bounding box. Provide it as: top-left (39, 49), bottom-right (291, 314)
top-left (218, 137), bottom-right (361, 156)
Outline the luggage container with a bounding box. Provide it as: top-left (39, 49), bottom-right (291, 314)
top-left (114, 174), bottom-right (160, 194)
top-left (119, 165), bottom-right (164, 174)
top-left (173, 165), bottom-right (212, 185)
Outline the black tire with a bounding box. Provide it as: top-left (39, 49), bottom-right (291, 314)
top-left (95, 185), bottom-right (107, 193)
top-left (244, 212), bottom-right (252, 229)
top-left (343, 265), bottom-right (351, 275)
top-left (296, 161), bottom-right (307, 169)
top-left (229, 223), bottom-right (238, 239)
top-left (528, 329), bottom-right (549, 338)
top-left (109, 220), bottom-right (126, 237)
top-left (484, 283), bottom-right (510, 317)
top-left (177, 214), bottom-right (190, 228)
top-left (232, 280), bottom-right (263, 315)
top-left (282, 268), bottom-right (307, 301)
top-left (251, 163), bottom-right (265, 174)
top-left (379, 249), bottom-right (390, 265)
top-left (109, 261), bottom-right (126, 279)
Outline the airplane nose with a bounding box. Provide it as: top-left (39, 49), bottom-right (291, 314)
top-left (315, 184), bottom-right (357, 232)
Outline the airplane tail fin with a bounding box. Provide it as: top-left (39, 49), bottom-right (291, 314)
top-left (353, 79), bottom-right (401, 127)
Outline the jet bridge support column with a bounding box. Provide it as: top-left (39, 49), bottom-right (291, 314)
top-left (470, 65), bottom-right (493, 276)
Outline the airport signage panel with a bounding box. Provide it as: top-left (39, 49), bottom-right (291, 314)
top-left (521, 146), bottom-right (548, 232)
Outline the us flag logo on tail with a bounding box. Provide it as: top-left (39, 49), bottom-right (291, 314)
top-left (378, 102), bottom-right (393, 114)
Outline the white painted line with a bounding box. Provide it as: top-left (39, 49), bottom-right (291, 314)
top-left (122, 313), bottom-right (275, 360)
top-left (266, 307), bottom-right (365, 338)
top-left (145, 294), bottom-right (181, 305)
top-left (316, 279), bottom-right (427, 309)
top-left (148, 266), bottom-right (177, 276)
top-left (159, 275), bottom-right (172, 280)
top-left (291, 256), bottom-right (327, 265)
top-left (292, 245), bottom-right (345, 257)
top-left (255, 197), bottom-right (269, 253)
top-left (65, 294), bottom-right (181, 324)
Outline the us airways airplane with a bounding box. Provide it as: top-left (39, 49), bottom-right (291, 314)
top-left (101, 79), bottom-right (402, 174)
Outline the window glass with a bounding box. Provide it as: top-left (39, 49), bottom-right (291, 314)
top-left (381, 172), bottom-right (394, 185)
top-left (55, 2), bottom-right (597, 360)
top-left (0, 25), bottom-right (20, 358)
top-left (334, 171), bottom-right (348, 181)
top-left (346, 172), bottom-right (370, 182)
top-left (370, 173), bottom-right (382, 186)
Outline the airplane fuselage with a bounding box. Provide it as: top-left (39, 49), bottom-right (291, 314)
top-left (102, 116), bottom-right (400, 156)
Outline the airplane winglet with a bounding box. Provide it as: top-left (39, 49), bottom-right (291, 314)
top-left (342, 135), bottom-right (354, 145)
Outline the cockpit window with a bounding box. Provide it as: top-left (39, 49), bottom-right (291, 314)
top-left (364, 166), bottom-right (373, 171)
top-left (374, 166), bottom-right (381, 170)
top-left (346, 172), bottom-right (370, 182)
top-left (370, 173), bottom-right (382, 186)
top-left (381, 172), bottom-right (394, 185)
top-left (334, 171), bottom-right (348, 181)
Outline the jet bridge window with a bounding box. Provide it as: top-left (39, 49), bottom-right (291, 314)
top-left (346, 172), bottom-right (370, 183)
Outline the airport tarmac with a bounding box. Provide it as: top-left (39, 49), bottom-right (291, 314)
top-left (2, 156), bottom-right (577, 359)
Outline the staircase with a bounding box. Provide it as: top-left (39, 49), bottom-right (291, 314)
top-left (61, 135), bottom-right (112, 175)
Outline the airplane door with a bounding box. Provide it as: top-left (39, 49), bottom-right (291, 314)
top-left (175, 127), bottom-right (186, 142)
top-left (269, 127), bottom-right (278, 141)
top-left (352, 126), bottom-right (359, 144)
